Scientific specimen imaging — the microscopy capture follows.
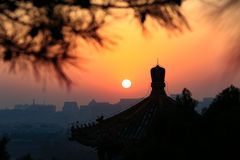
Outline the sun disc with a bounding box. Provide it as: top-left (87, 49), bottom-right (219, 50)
top-left (122, 79), bottom-right (131, 89)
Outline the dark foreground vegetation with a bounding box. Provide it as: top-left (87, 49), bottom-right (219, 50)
top-left (70, 85), bottom-right (240, 160)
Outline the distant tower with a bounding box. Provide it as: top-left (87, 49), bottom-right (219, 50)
top-left (150, 65), bottom-right (166, 95)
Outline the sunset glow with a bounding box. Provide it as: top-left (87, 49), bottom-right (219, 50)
top-left (0, 1), bottom-right (240, 109)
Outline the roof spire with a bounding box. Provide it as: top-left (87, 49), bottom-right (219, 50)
top-left (157, 58), bottom-right (159, 65)
top-left (150, 64), bottom-right (166, 95)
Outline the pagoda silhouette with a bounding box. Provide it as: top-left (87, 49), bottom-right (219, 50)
top-left (70, 65), bottom-right (199, 160)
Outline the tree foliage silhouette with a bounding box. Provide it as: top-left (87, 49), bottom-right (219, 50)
top-left (205, 85), bottom-right (240, 118)
top-left (0, 0), bottom-right (188, 86)
top-left (203, 85), bottom-right (240, 159)
top-left (176, 88), bottom-right (198, 110)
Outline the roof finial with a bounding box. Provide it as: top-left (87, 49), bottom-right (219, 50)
top-left (157, 58), bottom-right (159, 65)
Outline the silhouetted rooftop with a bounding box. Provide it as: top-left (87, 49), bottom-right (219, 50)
top-left (70, 65), bottom-right (182, 148)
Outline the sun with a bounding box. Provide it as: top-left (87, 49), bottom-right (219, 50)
top-left (122, 79), bottom-right (132, 89)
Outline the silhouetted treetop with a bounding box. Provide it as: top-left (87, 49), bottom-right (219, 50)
top-left (202, 85), bottom-right (240, 159)
top-left (204, 85), bottom-right (240, 118)
top-left (0, 0), bottom-right (188, 86)
top-left (211, 85), bottom-right (240, 107)
top-left (176, 88), bottom-right (198, 110)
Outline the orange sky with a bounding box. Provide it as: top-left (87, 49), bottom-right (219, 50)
top-left (0, 1), bottom-right (240, 109)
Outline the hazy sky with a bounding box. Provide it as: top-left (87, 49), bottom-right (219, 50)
top-left (1, 1), bottom-right (240, 109)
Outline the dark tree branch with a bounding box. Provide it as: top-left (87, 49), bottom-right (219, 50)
top-left (0, 0), bottom-right (187, 87)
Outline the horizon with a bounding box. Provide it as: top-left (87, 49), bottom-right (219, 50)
top-left (0, 91), bottom-right (217, 110)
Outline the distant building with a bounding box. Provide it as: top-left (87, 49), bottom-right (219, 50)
top-left (62, 101), bottom-right (79, 114)
top-left (88, 99), bottom-right (113, 119)
top-left (0, 98), bottom-right (143, 125)
top-left (0, 101), bottom-right (57, 124)
top-left (14, 101), bottom-right (56, 113)
top-left (79, 98), bottom-right (143, 120)
top-left (116, 98), bottom-right (143, 107)
top-left (79, 105), bottom-right (92, 122)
